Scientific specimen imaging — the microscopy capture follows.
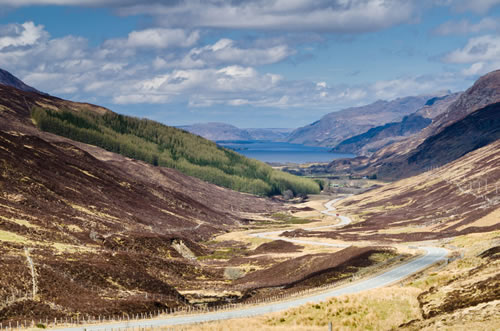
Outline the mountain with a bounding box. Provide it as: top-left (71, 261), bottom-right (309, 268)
top-left (326, 70), bottom-right (500, 179)
top-left (0, 70), bottom-right (319, 197)
top-left (331, 114), bottom-right (432, 155)
top-left (0, 101), bottom-right (285, 321)
top-left (179, 122), bottom-right (253, 141)
top-left (287, 95), bottom-right (440, 147)
top-left (331, 93), bottom-right (461, 155)
top-left (179, 122), bottom-right (293, 141)
top-left (0, 70), bottom-right (289, 320)
top-left (331, 139), bottom-right (500, 241)
top-left (244, 128), bottom-right (294, 141)
top-left (0, 68), bottom-right (45, 94)
top-left (316, 139), bottom-right (500, 330)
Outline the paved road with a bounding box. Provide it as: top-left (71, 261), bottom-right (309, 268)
top-left (249, 196), bottom-right (352, 247)
top-left (55, 198), bottom-right (448, 330)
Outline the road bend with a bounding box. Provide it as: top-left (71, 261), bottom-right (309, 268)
top-left (55, 197), bottom-right (448, 331)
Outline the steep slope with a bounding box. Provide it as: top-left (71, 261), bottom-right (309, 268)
top-left (0, 79), bottom-right (286, 321)
top-left (0, 68), bottom-right (44, 94)
top-left (331, 93), bottom-right (460, 156)
top-left (415, 92), bottom-right (461, 119)
top-left (331, 114), bottom-right (431, 155)
top-left (0, 78), bottom-right (319, 197)
top-left (287, 95), bottom-right (436, 147)
top-left (327, 70), bottom-right (500, 179)
top-left (288, 139), bottom-right (500, 244)
top-left (406, 102), bottom-right (500, 169)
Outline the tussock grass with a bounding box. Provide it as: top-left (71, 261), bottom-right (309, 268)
top-left (185, 287), bottom-right (421, 330)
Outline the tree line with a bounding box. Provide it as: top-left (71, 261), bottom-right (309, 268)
top-left (31, 107), bottom-right (320, 196)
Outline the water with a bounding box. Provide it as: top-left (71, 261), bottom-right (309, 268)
top-left (217, 140), bottom-right (354, 164)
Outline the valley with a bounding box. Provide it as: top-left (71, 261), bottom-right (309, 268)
top-left (0, 68), bottom-right (498, 330)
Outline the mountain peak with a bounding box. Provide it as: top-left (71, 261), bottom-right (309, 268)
top-left (0, 68), bottom-right (45, 95)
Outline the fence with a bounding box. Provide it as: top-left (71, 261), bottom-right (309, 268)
top-left (0, 252), bottom-right (409, 330)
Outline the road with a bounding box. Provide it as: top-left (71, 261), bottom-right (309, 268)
top-left (249, 196), bottom-right (351, 247)
top-left (56, 198), bottom-right (448, 330)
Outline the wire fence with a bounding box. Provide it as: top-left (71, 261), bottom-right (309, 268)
top-left (0, 253), bottom-right (412, 330)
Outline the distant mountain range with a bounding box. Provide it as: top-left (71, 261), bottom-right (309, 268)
top-left (286, 94), bottom-right (444, 147)
top-left (178, 122), bottom-right (293, 141)
top-left (179, 93), bottom-right (454, 151)
top-left (331, 93), bottom-right (461, 155)
top-left (327, 69), bottom-right (500, 179)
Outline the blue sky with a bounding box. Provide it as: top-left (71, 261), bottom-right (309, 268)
top-left (0, 1), bottom-right (499, 128)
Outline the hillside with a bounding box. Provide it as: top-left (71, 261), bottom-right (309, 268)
top-left (331, 114), bottom-right (431, 155)
top-left (331, 93), bottom-right (460, 156)
top-left (0, 79), bottom-right (319, 197)
top-left (0, 75), bottom-right (293, 321)
top-left (286, 95), bottom-right (437, 147)
top-left (286, 139), bottom-right (500, 243)
top-left (0, 68), bottom-right (45, 95)
top-left (179, 122), bottom-right (292, 142)
top-left (326, 70), bottom-right (500, 179)
top-left (0, 121), bottom-right (285, 322)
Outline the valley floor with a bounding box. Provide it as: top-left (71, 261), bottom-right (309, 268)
top-left (29, 195), bottom-right (498, 331)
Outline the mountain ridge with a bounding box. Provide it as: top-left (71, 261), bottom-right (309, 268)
top-left (179, 122), bottom-right (293, 141)
top-left (331, 93), bottom-right (461, 156)
top-left (286, 94), bottom-right (442, 147)
top-left (326, 70), bottom-right (500, 179)
top-left (0, 68), bottom-right (46, 95)
top-left (0, 69), bottom-right (319, 197)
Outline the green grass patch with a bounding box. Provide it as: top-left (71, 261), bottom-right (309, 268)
top-left (197, 247), bottom-right (246, 260)
top-left (271, 212), bottom-right (314, 225)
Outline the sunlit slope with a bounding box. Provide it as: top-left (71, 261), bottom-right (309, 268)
top-left (28, 104), bottom-right (319, 196)
top-left (334, 139), bottom-right (500, 241)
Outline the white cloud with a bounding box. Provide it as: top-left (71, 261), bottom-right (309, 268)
top-left (0, 18), bottom-right (475, 118)
top-left (113, 94), bottom-right (170, 104)
top-left (461, 61), bottom-right (500, 76)
top-left (0, 21), bottom-right (46, 50)
top-left (104, 28), bottom-right (199, 50)
top-left (444, 35), bottom-right (500, 63)
top-left (433, 18), bottom-right (499, 35)
top-left (372, 78), bottom-right (434, 100)
top-left (154, 38), bottom-right (294, 69)
top-left (0, 0), bottom-right (420, 33)
top-left (316, 82), bottom-right (327, 89)
top-left (117, 0), bottom-right (417, 33)
top-left (1, 1), bottom-right (499, 34)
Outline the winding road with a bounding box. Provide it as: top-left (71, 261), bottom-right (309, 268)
top-left (56, 197), bottom-right (448, 331)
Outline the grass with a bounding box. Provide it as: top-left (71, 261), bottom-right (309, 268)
top-left (197, 247), bottom-right (247, 261)
top-left (70, 204), bottom-right (119, 221)
top-left (184, 287), bottom-right (421, 331)
top-left (271, 213), bottom-right (315, 225)
top-left (409, 271), bottom-right (454, 290)
top-left (0, 230), bottom-right (28, 243)
top-left (0, 215), bottom-right (40, 229)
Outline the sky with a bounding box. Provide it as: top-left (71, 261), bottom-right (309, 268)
top-left (0, 1), bottom-right (499, 128)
